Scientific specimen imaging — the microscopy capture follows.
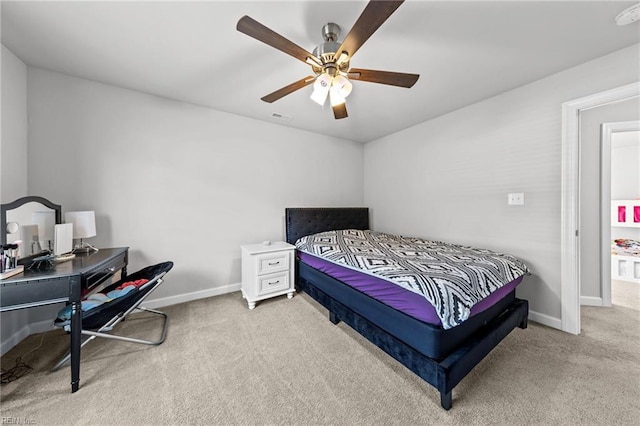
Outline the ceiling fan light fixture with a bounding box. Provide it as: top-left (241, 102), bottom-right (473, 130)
top-left (336, 52), bottom-right (350, 66)
top-left (305, 56), bottom-right (323, 67)
top-left (237, 1), bottom-right (419, 119)
top-left (329, 86), bottom-right (346, 107)
top-left (311, 73), bottom-right (331, 106)
top-left (615, 3), bottom-right (640, 25)
top-left (332, 74), bottom-right (353, 98)
top-left (310, 86), bottom-right (329, 106)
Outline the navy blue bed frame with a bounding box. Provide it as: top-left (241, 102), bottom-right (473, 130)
top-left (285, 207), bottom-right (529, 410)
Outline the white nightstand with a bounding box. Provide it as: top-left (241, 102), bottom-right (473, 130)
top-left (241, 241), bottom-right (295, 309)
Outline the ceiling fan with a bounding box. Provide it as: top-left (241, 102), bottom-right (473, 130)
top-left (236, 0), bottom-right (419, 120)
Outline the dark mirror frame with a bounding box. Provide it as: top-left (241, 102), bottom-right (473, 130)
top-left (1, 196), bottom-right (62, 245)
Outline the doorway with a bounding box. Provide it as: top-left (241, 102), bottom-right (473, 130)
top-left (602, 125), bottom-right (640, 306)
top-left (561, 82), bottom-right (640, 335)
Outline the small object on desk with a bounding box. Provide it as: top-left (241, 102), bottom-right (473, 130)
top-left (1, 265), bottom-right (24, 280)
top-left (55, 253), bottom-right (76, 263)
top-left (26, 253), bottom-right (56, 271)
top-left (6, 221), bottom-right (19, 234)
top-left (54, 223), bottom-right (73, 256)
top-left (1, 243), bottom-right (20, 273)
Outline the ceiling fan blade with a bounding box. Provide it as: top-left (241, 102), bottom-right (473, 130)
top-left (237, 16), bottom-right (321, 66)
top-left (348, 68), bottom-right (419, 88)
top-left (333, 103), bottom-right (348, 120)
top-left (335, 0), bottom-right (404, 62)
top-left (261, 76), bottom-right (316, 103)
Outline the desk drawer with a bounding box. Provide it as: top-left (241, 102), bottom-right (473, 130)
top-left (1, 277), bottom-right (70, 309)
top-left (83, 252), bottom-right (127, 294)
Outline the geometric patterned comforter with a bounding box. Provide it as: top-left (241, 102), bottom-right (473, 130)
top-left (295, 229), bottom-right (530, 329)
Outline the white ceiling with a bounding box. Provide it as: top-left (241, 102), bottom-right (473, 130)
top-left (2, 1), bottom-right (639, 143)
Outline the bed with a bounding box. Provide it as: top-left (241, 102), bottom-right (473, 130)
top-left (285, 207), bottom-right (529, 410)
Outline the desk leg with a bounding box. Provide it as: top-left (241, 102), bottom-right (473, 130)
top-left (69, 278), bottom-right (81, 392)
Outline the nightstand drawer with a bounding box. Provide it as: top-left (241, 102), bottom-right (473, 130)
top-left (257, 253), bottom-right (289, 275)
top-left (258, 271), bottom-right (290, 295)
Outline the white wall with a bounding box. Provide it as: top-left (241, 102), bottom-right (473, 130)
top-left (1, 46), bottom-right (31, 354)
top-left (1, 45), bottom-right (28, 201)
top-left (580, 100), bottom-right (639, 300)
top-left (611, 131), bottom-right (640, 200)
top-left (364, 44), bottom-right (640, 326)
top-left (25, 67), bottom-right (364, 306)
top-left (1, 65), bottom-right (363, 354)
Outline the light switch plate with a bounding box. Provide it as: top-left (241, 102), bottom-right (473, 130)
top-left (508, 193), bottom-right (525, 205)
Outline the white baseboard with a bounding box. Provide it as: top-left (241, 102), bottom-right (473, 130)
top-left (580, 296), bottom-right (603, 307)
top-left (29, 318), bottom-right (58, 334)
top-left (528, 309), bottom-right (562, 330)
top-left (0, 319), bottom-right (56, 356)
top-left (142, 282), bottom-right (241, 310)
top-left (1, 324), bottom-right (31, 356)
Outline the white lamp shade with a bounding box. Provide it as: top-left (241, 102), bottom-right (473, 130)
top-left (310, 74), bottom-right (332, 106)
top-left (65, 211), bottom-right (97, 239)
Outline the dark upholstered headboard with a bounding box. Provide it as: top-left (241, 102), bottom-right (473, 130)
top-left (285, 208), bottom-right (369, 245)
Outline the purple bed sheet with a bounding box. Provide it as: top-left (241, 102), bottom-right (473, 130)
top-left (298, 252), bottom-right (523, 326)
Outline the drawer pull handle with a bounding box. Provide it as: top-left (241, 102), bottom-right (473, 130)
top-left (106, 267), bottom-right (116, 273)
top-left (268, 280), bottom-right (280, 286)
top-left (268, 261), bottom-right (280, 266)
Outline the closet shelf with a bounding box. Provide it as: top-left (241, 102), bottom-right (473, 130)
top-left (611, 199), bottom-right (640, 228)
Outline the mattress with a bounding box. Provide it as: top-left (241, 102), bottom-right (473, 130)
top-left (296, 229), bottom-right (529, 328)
top-left (299, 251), bottom-right (523, 326)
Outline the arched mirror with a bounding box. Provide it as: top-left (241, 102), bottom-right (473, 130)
top-left (1, 196), bottom-right (62, 257)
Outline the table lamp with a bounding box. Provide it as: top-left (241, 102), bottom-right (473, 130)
top-left (65, 211), bottom-right (98, 253)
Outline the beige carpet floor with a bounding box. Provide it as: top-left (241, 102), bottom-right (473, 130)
top-left (1, 280), bottom-right (639, 425)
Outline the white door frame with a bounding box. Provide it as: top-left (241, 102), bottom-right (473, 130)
top-left (560, 82), bottom-right (640, 335)
top-left (600, 121), bottom-right (640, 308)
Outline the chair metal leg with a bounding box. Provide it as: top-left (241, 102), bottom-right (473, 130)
top-left (51, 334), bottom-right (97, 372)
top-left (51, 307), bottom-right (168, 371)
top-left (82, 308), bottom-right (168, 345)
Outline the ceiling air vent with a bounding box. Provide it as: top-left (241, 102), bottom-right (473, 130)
top-left (271, 112), bottom-right (292, 122)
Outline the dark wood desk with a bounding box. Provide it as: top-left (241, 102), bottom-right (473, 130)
top-left (0, 247), bottom-right (129, 392)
